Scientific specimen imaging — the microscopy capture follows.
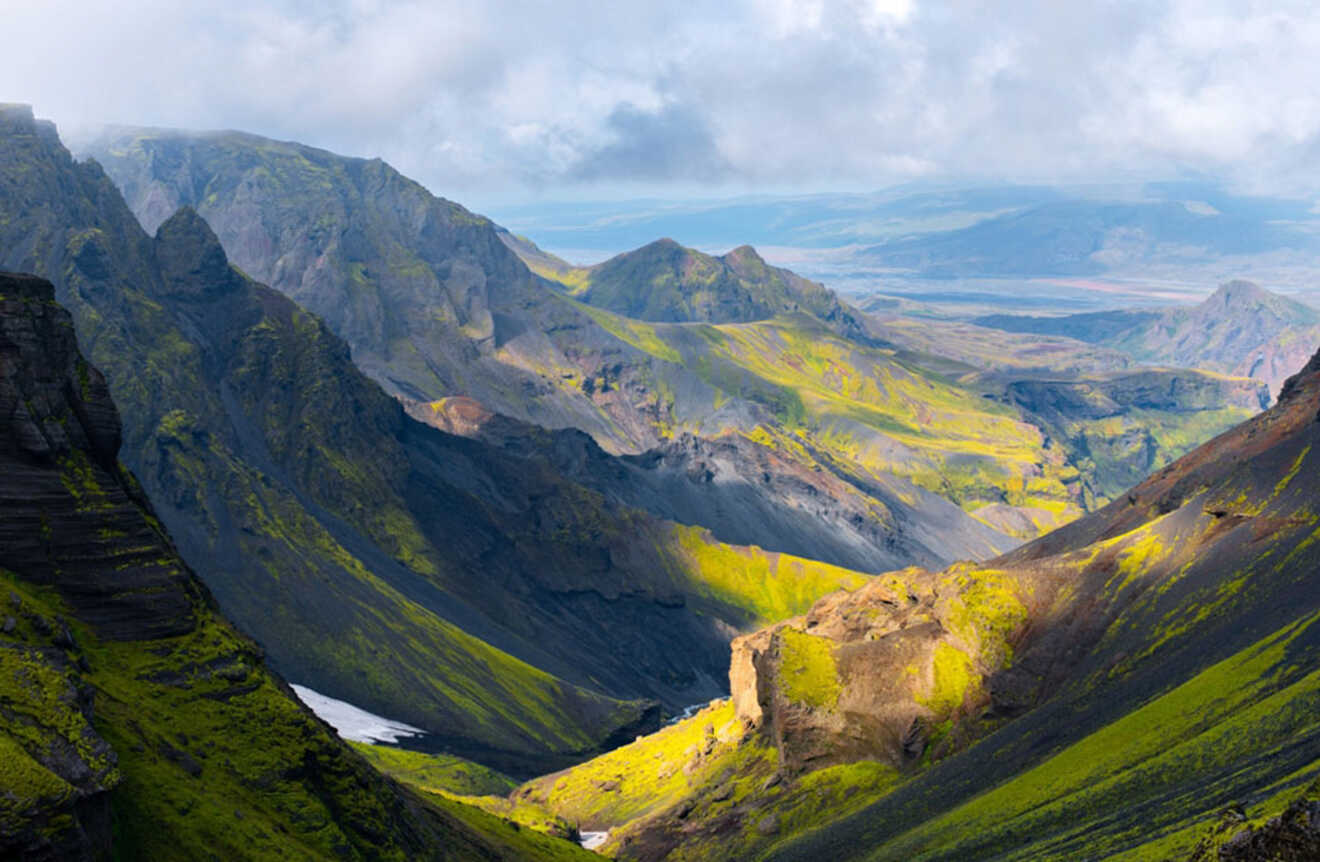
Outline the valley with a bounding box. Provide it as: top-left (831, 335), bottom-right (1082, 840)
top-left (2, 100), bottom-right (1319, 862)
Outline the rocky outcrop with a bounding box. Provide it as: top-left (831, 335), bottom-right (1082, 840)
top-left (730, 563), bottom-right (1028, 773)
top-left (1188, 797), bottom-right (1320, 862)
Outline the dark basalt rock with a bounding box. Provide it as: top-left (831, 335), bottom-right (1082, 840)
top-left (0, 271), bottom-right (199, 641)
top-left (1187, 798), bottom-right (1320, 861)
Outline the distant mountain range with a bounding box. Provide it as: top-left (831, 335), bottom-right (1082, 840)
top-left (976, 279), bottom-right (1320, 396)
top-left (485, 183), bottom-right (1320, 286)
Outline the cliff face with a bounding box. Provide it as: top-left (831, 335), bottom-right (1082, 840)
top-left (0, 271), bottom-right (586, 862)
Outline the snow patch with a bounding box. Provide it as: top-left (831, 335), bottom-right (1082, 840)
top-left (291, 684), bottom-right (424, 744)
top-left (580, 831), bottom-right (609, 851)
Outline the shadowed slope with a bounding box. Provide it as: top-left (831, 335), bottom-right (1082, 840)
top-left (0, 271), bottom-right (592, 862)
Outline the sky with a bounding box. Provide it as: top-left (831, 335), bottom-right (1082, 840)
top-left (6, 0), bottom-right (1320, 206)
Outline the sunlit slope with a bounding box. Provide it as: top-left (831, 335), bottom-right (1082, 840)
top-left (761, 348), bottom-right (1320, 862)
top-left (519, 347), bottom-right (1320, 861)
top-left (580, 302), bottom-right (1261, 535)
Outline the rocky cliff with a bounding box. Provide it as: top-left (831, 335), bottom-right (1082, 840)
top-left (0, 271), bottom-right (589, 861)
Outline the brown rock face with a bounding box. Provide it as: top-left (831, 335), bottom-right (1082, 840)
top-left (731, 565), bottom-right (1032, 773)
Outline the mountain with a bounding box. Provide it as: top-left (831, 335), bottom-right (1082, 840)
top-left (504, 232), bottom-right (868, 338)
top-left (515, 344), bottom-right (1320, 861)
top-left (0, 106), bottom-right (933, 778)
top-left (975, 280), bottom-right (1320, 396)
top-left (86, 125), bottom-right (1272, 550)
top-left (0, 271), bottom-right (591, 861)
top-left (84, 125), bottom-right (669, 452)
top-left (857, 199), bottom-right (1315, 278)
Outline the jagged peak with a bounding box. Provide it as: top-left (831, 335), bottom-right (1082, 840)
top-left (153, 206), bottom-right (244, 299)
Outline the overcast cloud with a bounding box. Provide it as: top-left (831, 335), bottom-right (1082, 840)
top-left (5, 0), bottom-right (1320, 201)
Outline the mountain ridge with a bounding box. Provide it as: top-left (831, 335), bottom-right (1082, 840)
top-left (0, 268), bottom-right (590, 861)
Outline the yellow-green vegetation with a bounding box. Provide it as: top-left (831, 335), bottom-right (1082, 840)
top-left (423, 792), bottom-right (596, 861)
top-left (516, 700), bottom-right (907, 862)
top-left (350, 742), bottom-right (579, 840)
top-left (574, 300), bottom-right (684, 363)
top-left (937, 565), bottom-right (1029, 668)
top-left (1, 572), bottom-right (454, 860)
top-left (777, 629), bottom-right (842, 709)
top-left (350, 742), bottom-right (517, 797)
top-left (664, 524), bottom-right (869, 626)
top-left (0, 733), bottom-right (74, 834)
top-left (863, 613), bottom-right (1320, 861)
top-left (918, 643), bottom-right (979, 716)
top-left (521, 700), bottom-right (755, 828)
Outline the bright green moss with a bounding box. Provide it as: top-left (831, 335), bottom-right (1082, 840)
top-left (777, 628), bottom-right (842, 709)
top-left (919, 642), bottom-right (979, 716)
top-left (0, 734), bottom-right (73, 828)
top-left (666, 524), bottom-right (867, 626)
top-left (520, 700), bottom-right (749, 828)
top-left (349, 742), bottom-right (515, 796)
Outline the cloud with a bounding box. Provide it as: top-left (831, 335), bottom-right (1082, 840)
top-left (5, 0), bottom-right (1320, 199)
top-left (569, 102), bottom-right (733, 182)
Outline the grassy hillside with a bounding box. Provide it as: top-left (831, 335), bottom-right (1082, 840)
top-left (515, 345), bottom-right (1320, 861)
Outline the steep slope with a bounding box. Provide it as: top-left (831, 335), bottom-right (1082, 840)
top-left (976, 280), bottom-right (1320, 395)
top-left (84, 124), bottom-right (675, 452)
top-left (0, 105), bottom-right (680, 774)
top-left (0, 271), bottom-right (591, 862)
top-left (2, 107), bottom-right (922, 774)
top-left (520, 345), bottom-right (1320, 861)
top-left (509, 233), bottom-right (867, 338)
top-left (88, 125), bottom-right (1265, 550)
